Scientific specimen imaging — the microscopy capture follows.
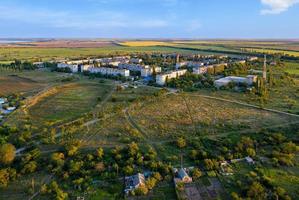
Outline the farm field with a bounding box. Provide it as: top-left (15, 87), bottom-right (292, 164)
top-left (0, 46), bottom-right (197, 62)
top-left (244, 48), bottom-right (299, 57)
top-left (0, 75), bottom-right (44, 96)
top-left (284, 62), bottom-right (299, 75)
top-left (0, 70), bottom-right (78, 96)
top-left (129, 93), bottom-right (299, 141)
top-left (17, 81), bottom-right (111, 127)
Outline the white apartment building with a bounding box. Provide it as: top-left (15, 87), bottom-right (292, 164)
top-left (187, 62), bottom-right (204, 68)
top-left (89, 67), bottom-right (130, 77)
top-left (130, 58), bottom-right (143, 64)
top-left (57, 63), bottom-right (79, 73)
top-left (140, 66), bottom-right (162, 77)
top-left (156, 69), bottom-right (187, 85)
top-left (214, 75), bottom-right (257, 88)
top-left (118, 63), bottom-right (148, 72)
top-left (80, 64), bottom-right (93, 72)
top-left (175, 62), bottom-right (188, 69)
top-left (193, 66), bottom-right (208, 75)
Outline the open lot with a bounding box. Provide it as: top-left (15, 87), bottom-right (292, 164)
top-left (129, 93), bottom-right (299, 141)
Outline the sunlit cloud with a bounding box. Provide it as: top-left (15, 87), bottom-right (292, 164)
top-left (261, 0), bottom-right (299, 14)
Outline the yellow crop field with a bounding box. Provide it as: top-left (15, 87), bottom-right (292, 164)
top-left (244, 48), bottom-right (299, 57)
top-left (119, 41), bottom-right (171, 47)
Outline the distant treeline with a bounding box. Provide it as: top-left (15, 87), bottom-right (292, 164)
top-left (163, 45), bottom-right (299, 62)
top-left (0, 60), bottom-right (56, 71)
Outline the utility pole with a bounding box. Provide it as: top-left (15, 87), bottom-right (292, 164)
top-left (263, 55), bottom-right (267, 81)
top-left (176, 54), bottom-right (180, 64)
top-left (180, 153), bottom-right (183, 169)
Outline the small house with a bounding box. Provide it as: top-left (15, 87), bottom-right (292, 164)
top-left (0, 98), bottom-right (6, 104)
top-left (124, 173), bottom-right (146, 194)
top-left (174, 168), bottom-right (193, 185)
top-left (245, 156), bottom-right (255, 164)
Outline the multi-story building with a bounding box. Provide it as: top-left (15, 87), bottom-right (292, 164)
top-left (130, 58), bottom-right (143, 64)
top-left (214, 75), bottom-right (257, 88)
top-left (140, 66), bottom-right (162, 77)
top-left (89, 67), bottom-right (130, 77)
top-left (57, 63), bottom-right (79, 73)
top-left (156, 69), bottom-right (187, 85)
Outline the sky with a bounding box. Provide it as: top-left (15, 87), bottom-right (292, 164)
top-left (0, 0), bottom-right (298, 39)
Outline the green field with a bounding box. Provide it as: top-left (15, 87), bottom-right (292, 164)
top-left (27, 81), bottom-right (112, 126)
top-left (284, 62), bottom-right (299, 75)
top-left (0, 46), bottom-right (198, 61)
top-left (129, 93), bottom-right (298, 141)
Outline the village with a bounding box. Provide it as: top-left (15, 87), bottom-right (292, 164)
top-left (33, 53), bottom-right (263, 91)
top-left (0, 48), bottom-right (298, 200)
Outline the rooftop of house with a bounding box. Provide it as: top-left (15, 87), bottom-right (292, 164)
top-left (125, 173), bottom-right (145, 189)
top-left (178, 168), bottom-right (189, 180)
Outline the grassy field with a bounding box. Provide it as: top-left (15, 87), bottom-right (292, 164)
top-left (1, 40), bottom-right (299, 62)
top-left (244, 48), bottom-right (299, 57)
top-left (26, 81), bottom-right (112, 126)
top-left (129, 93), bottom-right (299, 141)
top-left (0, 75), bottom-right (44, 96)
top-left (0, 171), bottom-right (52, 200)
top-left (284, 62), bottom-right (299, 75)
top-left (0, 46), bottom-right (198, 61)
top-left (118, 41), bottom-right (170, 47)
top-left (72, 85), bottom-right (160, 148)
top-left (0, 70), bottom-right (76, 96)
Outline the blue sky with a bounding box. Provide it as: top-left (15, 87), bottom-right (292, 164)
top-left (0, 0), bottom-right (298, 38)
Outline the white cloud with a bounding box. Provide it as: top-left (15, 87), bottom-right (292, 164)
top-left (261, 0), bottom-right (299, 14)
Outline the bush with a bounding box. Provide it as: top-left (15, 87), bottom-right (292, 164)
top-left (0, 143), bottom-right (16, 165)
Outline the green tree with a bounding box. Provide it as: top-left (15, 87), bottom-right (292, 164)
top-left (21, 161), bottom-right (37, 174)
top-left (0, 143), bottom-right (16, 165)
top-left (247, 182), bottom-right (266, 200)
top-left (123, 165), bottom-right (134, 175)
top-left (51, 153), bottom-right (65, 167)
top-left (96, 147), bottom-right (104, 159)
top-left (95, 162), bottom-right (105, 173)
top-left (134, 185), bottom-right (148, 196)
top-left (192, 168), bottom-right (202, 180)
top-left (0, 169), bottom-right (10, 188)
top-left (128, 142), bottom-right (139, 157)
top-left (176, 137), bottom-right (186, 149)
top-left (246, 148), bottom-right (256, 157)
top-left (146, 177), bottom-right (157, 190)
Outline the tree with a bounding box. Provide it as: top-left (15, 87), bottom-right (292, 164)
top-left (152, 172), bottom-right (162, 181)
top-left (247, 182), bottom-right (266, 200)
top-left (204, 159), bottom-right (218, 170)
top-left (176, 137), bottom-right (186, 149)
top-left (192, 168), bottom-right (202, 180)
top-left (146, 177), bottom-right (157, 190)
top-left (246, 148), bottom-right (256, 157)
top-left (0, 169), bottom-right (10, 188)
top-left (190, 150), bottom-right (198, 160)
top-left (281, 142), bottom-right (297, 154)
top-left (231, 192), bottom-right (242, 200)
top-left (68, 160), bottom-right (84, 174)
top-left (134, 185), bottom-right (148, 196)
top-left (95, 162), bottom-right (105, 173)
top-left (21, 161), bottom-right (37, 174)
top-left (0, 143), bottom-right (16, 165)
top-left (96, 147), bottom-right (104, 159)
top-left (51, 153), bottom-right (65, 167)
top-left (128, 142), bottom-right (139, 157)
top-left (123, 165), bottom-right (134, 175)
